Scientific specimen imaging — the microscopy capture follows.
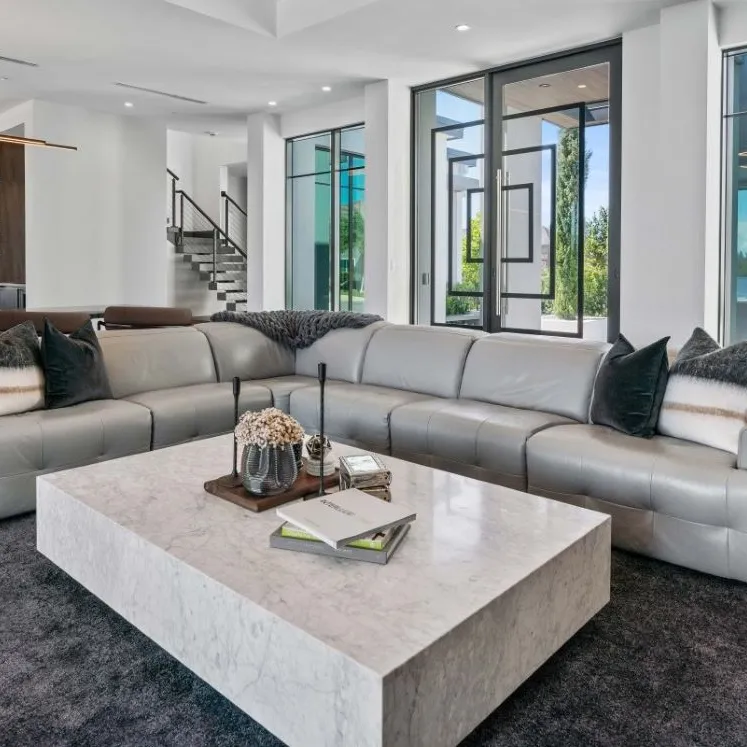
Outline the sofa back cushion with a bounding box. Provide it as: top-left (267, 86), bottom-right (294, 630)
top-left (196, 322), bottom-right (295, 382)
top-left (295, 322), bottom-right (387, 383)
top-left (99, 327), bottom-right (217, 399)
top-left (362, 325), bottom-right (481, 399)
top-left (460, 333), bottom-right (608, 422)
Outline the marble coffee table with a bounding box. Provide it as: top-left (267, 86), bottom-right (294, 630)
top-left (37, 436), bottom-right (610, 747)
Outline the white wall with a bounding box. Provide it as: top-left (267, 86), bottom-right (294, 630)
top-left (719, 2), bottom-right (747, 49)
top-left (0, 100), bottom-right (167, 309)
top-left (119, 118), bottom-right (169, 306)
top-left (167, 129), bottom-right (195, 219)
top-left (280, 96), bottom-right (365, 140)
top-left (620, 25), bottom-right (665, 346)
top-left (0, 102), bottom-right (33, 135)
top-left (246, 112), bottom-right (285, 311)
top-left (364, 80), bottom-right (411, 322)
top-left (620, 1), bottom-right (721, 347)
top-left (166, 130), bottom-right (246, 223)
top-left (192, 135), bottom-right (246, 224)
top-left (227, 169), bottom-right (247, 209)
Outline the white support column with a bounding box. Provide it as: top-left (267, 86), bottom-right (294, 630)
top-left (659, 0), bottom-right (722, 341)
top-left (364, 80), bottom-right (411, 322)
top-left (246, 112), bottom-right (286, 311)
top-left (621, 0), bottom-right (721, 347)
top-left (703, 1), bottom-right (723, 336)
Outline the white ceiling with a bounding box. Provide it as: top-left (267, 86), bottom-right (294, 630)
top-left (0, 0), bottom-right (709, 136)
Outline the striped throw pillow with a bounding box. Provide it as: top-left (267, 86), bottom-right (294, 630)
top-left (0, 321), bottom-right (44, 416)
top-left (658, 327), bottom-right (747, 454)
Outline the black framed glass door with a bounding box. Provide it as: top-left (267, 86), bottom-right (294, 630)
top-left (413, 43), bottom-right (620, 341)
top-left (491, 100), bottom-right (586, 336)
top-left (488, 49), bottom-right (614, 338)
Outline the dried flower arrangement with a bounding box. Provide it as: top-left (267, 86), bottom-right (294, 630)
top-left (235, 407), bottom-right (305, 448)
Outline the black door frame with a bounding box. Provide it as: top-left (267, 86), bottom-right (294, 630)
top-left (411, 40), bottom-right (622, 342)
top-left (285, 123), bottom-right (365, 311)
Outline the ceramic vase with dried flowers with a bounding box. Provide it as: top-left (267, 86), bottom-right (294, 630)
top-left (234, 408), bottom-right (305, 496)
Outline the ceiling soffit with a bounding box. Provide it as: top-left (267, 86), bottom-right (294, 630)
top-left (162, 0), bottom-right (382, 37)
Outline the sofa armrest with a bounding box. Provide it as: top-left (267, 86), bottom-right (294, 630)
top-left (738, 427), bottom-right (747, 470)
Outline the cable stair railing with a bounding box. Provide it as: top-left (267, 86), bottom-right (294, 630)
top-left (221, 190), bottom-right (247, 254)
top-left (168, 169), bottom-right (248, 311)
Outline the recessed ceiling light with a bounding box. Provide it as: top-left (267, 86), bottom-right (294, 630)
top-left (456, 24), bottom-right (470, 32)
top-left (0, 77), bottom-right (8, 81)
top-left (578, 84), bottom-right (588, 89)
top-left (539, 83), bottom-right (551, 88)
top-left (205, 131), bottom-right (219, 137)
top-left (268, 101), bottom-right (277, 107)
top-left (322, 86), bottom-right (332, 92)
top-left (124, 101), bottom-right (134, 108)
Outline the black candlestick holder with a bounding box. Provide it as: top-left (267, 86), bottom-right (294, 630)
top-left (318, 362), bottom-right (327, 496)
top-left (232, 376), bottom-right (241, 479)
top-left (218, 377), bottom-right (242, 488)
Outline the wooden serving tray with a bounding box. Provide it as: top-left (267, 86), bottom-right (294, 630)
top-left (204, 468), bottom-right (339, 513)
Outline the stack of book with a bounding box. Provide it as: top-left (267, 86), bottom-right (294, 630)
top-left (339, 454), bottom-right (392, 502)
top-left (270, 488), bottom-right (415, 565)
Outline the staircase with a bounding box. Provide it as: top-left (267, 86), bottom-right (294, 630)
top-left (167, 170), bottom-right (247, 311)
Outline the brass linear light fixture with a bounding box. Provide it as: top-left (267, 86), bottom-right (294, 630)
top-left (0, 134), bottom-right (77, 151)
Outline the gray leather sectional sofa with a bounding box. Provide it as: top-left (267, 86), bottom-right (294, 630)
top-left (4, 321), bottom-right (746, 583)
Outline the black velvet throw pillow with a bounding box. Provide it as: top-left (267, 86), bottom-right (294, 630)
top-left (42, 319), bottom-right (113, 409)
top-left (590, 334), bottom-right (670, 438)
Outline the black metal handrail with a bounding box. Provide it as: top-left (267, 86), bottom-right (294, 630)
top-left (177, 190), bottom-right (246, 260)
top-left (220, 190), bottom-right (247, 217)
top-left (220, 190), bottom-right (247, 254)
top-left (168, 170), bottom-right (179, 227)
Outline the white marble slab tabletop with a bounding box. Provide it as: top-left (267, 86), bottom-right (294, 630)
top-left (41, 435), bottom-right (609, 677)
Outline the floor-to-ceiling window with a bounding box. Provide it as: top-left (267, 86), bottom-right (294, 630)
top-left (286, 125), bottom-right (365, 311)
top-left (722, 49), bottom-right (747, 344)
top-left (412, 44), bottom-right (620, 341)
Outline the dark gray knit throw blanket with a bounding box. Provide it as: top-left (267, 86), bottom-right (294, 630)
top-left (211, 310), bottom-right (383, 350)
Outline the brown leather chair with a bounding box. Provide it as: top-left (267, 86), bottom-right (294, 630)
top-left (99, 306), bottom-right (194, 331)
top-left (0, 310), bottom-right (90, 334)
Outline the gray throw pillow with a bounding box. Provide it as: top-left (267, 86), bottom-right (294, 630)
top-left (0, 321), bottom-right (44, 416)
top-left (658, 328), bottom-right (747, 454)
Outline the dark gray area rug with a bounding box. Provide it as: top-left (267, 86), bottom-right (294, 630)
top-left (1, 513), bottom-right (746, 747)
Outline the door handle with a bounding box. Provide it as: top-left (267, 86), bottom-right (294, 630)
top-left (496, 169), bottom-right (508, 318)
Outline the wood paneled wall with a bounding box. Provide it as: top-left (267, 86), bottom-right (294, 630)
top-left (0, 142), bottom-right (25, 284)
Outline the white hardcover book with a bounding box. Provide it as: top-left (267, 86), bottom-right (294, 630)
top-left (277, 488), bottom-right (416, 550)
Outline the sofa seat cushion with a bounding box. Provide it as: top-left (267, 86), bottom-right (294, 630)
top-left (289, 383), bottom-right (432, 453)
top-left (390, 399), bottom-right (573, 490)
top-left (0, 399), bottom-right (152, 519)
top-left (527, 424), bottom-right (745, 524)
top-left (126, 382), bottom-right (272, 449)
top-left (251, 375), bottom-right (317, 413)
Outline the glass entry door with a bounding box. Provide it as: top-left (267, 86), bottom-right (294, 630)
top-left (489, 55), bottom-right (609, 338)
top-left (493, 101), bottom-right (586, 335)
top-left (412, 44), bottom-right (619, 340)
